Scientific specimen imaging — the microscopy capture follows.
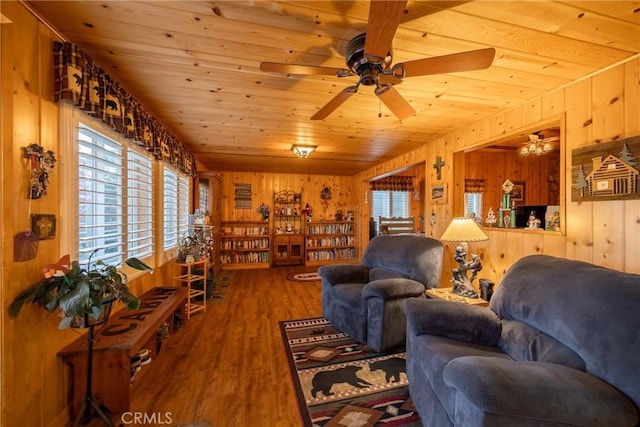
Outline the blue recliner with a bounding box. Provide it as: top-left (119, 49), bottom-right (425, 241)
top-left (318, 234), bottom-right (444, 352)
top-left (405, 255), bottom-right (640, 426)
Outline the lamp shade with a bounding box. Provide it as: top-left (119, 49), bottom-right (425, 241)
top-left (291, 144), bottom-right (317, 158)
top-left (440, 217), bottom-right (489, 242)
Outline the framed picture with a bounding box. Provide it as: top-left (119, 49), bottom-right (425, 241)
top-left (512, 182), bottom-right (525, 202)
top-left (431, 184), bottom-right (447, 204)
top-left (31, 214), bottom-right (56, 240)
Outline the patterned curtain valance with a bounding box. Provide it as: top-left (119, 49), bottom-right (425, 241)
top-left (53, 42), bottom-right (196, 175)
top-left (465, 178), bottom-right (486, 193)
top-left (370, 176), bottom-right (414, 192)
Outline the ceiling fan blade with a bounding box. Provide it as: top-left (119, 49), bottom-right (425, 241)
top-left (375, 85), bottom-right (415, 121)
top-left (311, 86), bottom-right (358, 120)
top-left (400, 48), bottom-right (496, 78)
top-left (364, 0), bottom-right (408, 64)
top-left (260, 62), bottom-right (351, 77)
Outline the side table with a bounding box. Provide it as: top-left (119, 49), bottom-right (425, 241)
top-left (425, 287), bottom-right (489, 307)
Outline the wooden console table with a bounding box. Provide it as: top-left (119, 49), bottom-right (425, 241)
top-left (58, 286), bottom-right (187, 419)
top-left (426, 287), bottom-right (489, 307)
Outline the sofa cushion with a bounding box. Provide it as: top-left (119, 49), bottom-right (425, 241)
top-left (368, 267), bottom-right (407, 281)
top-left (407, 333), bottom-right (510, 423)
top-left (499, 320), bottom-right (585, 371)
top-left (491, 255), bottom-right (640, 409)
top-left (361, 235), bottom-right (444, 287)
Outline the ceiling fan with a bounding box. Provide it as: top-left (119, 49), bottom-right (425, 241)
top-left (260, 1), bottom-right (496, 121)
top-left (521, 132), bottom-right (560, 156)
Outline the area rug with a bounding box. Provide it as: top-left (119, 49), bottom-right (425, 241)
top-left (280, 317), bottom-right (421, 427)
top-left (286, 272), bottom-right (321, 282)
top-left (208, 270), bottom-right (232, 303)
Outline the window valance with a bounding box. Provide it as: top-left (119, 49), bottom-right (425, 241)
top-left (465, 178), bottom-right (486, 193)
top-left (370, 176), bottom-right (414, 192)
top-left (53, 42), bottom-right (196, 175)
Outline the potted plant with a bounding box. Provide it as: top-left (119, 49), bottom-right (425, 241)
top-left (9, 250), bottom-right (153, 328)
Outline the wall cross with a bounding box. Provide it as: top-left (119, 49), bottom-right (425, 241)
top-left (433, 156), bottom-right (446, 180)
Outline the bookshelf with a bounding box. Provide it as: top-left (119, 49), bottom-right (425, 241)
top-left (220, 221), bottom-right (271, 269)
top-left (272, 190), bottom-right (305, 266)
top-left (306, 220), bottom-right (357, 266)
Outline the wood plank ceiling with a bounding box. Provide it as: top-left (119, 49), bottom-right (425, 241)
top-left (28, 1), bottom-right (640, 176)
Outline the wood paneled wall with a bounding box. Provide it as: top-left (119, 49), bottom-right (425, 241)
top-left (216, 171), bottom-right (358, 225)
top-left (1, 4), bottom-right (176, 426)
top-left (357, 56), bottom-right (640, 284)
top-left (466, 150), bottom-right (557, 210)
top-left (2, 2), bottom-right (639, 426)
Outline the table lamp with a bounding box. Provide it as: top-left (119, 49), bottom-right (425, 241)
top-left (440, 217), bottom-right (489, 298)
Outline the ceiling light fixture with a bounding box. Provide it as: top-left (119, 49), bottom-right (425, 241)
top-left (521, 134), bottom-right (553, 156)
top-left (291, 144), bottom-right (317, 158)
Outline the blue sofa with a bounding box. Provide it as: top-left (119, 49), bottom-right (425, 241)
top-left (405, 255), bottom-right (640, 426)
top-left (318, 234), bottom-right (443, 352)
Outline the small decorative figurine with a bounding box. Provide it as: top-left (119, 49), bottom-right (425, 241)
top-left (485, 208), bottom-right (497, 227)
top-left (335, 210), bottom-right (343, 221)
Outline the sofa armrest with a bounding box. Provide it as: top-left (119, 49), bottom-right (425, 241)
top-left (362, 278), bottom-right (425, 299)
top-left (317, 264), bottom-right (369, 286)
top-left (405, 298), bottom-right (501, 346)
top-left (444, 356), bottom-right (639, 426)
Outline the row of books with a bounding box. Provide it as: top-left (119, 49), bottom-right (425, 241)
top-left (306, 248), bottom-right (356, 261)
top-left (220, 251), bottom-right (270, 264)
top-left (220, 239), bottom-right (269, 250)
top-left (221, 226), bottom-right (269, 236)
top-left (306, 223), bottom-right (354, 235)
top-left (306, 236), bottom-right (355, 248)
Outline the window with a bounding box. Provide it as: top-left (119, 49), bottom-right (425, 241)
top-left (163, 167), bottom-right (178, 250)
top-left (162, 166), bottom-right (191, 251)
top-left (465, 193), bottom-right (483, 219)
top-left (372, 190), bottom-right (410, 232)
top-left (76, 123), bottom-right (155, 266)
top-left (127, 148), bottom-right (154, 259)
top-left (78, 125), bottom-right (124, 265)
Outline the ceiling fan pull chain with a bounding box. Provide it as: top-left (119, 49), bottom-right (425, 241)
top-left (378, 98), bottom-right (382, 118)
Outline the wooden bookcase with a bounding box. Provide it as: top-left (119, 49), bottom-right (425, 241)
top-left (272, 190), bottom-right (305, 266)
top-left (305, 220), bottom-right (357, 266)
top-left (220, 221), bottom-right (271, 269)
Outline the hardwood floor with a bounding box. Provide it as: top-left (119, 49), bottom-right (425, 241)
top-left (98, 266), bottom-right (322, 427)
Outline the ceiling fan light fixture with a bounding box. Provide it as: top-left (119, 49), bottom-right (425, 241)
top-left (292, 144), bottom-right (317, 158)
top-left (521, 134), bottom-right (554, 156)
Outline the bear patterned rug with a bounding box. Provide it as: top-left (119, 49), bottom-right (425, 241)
top-left (279, 317), bottom-right (421, 427)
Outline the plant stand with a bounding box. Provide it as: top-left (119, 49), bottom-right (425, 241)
top-left (73, 307), bottom-right (113, 426)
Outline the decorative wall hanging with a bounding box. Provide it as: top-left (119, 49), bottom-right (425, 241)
top-left (431, 184), bottom-right (447, 204)
top-left (22, 143), bottom-right (56, 199)
top-left (571, 136), bottom-right (640, 201)
top-left (31, 214), bottom-right (57, 240)
top-left (433, 156), bottom-right (446, 180)
top-left (234, 183), bottom-right (252, 209)
top-left (511, 182), bottom-right (525, 202)
top-left (53, 42), bottom-right (196, 175)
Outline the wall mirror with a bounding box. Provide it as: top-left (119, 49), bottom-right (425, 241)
top-left (461, 118), bottom-right (565, 233)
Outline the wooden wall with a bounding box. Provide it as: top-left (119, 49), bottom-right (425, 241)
top-left (465, 150), bottom-right (557, 210)
top-left (216, 171), bottom-right (358, 227)
top-left (357, 56), bottom-right (640, 284)
top-left (0, 3), bottom-right (174, 426)
top-left (2, 2), bottom-right (639, 426)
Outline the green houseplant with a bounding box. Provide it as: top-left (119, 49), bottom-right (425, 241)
top-left (9, 250), bottom-right (153, 328)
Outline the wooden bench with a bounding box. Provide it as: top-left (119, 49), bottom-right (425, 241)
top-left (379, 216), bottom-right (416, 235)
top-left (58, 286), bottom-right (187, 419)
